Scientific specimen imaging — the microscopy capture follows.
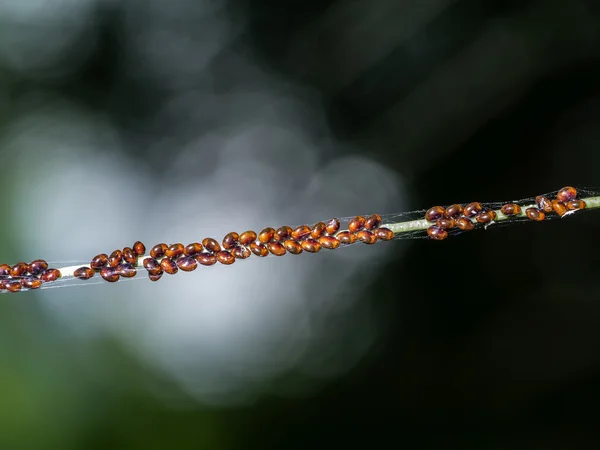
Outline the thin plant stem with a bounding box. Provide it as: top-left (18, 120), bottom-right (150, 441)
top-left (0, 186), bottom-right (597, 293)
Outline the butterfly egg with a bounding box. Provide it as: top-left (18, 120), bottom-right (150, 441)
top-left (556, 186), bottom-right (577, 203)
top-left (301, 239), bottom-right (321, 253)
top-left (425, 206), bottom-right (444, 222)
top-left (222, 233), bottom-right (239, 250)
top-left (74, 267), bottom-right (95, 280)
top-left (195, 253), bottom-right (217, 266)
top-left (455, 217), bottom-right (475, 231)
top-left (463, 202), bottom-right (483, 218)
top-left (525, 207), bottom-right (545, 221)
top-left (176, 256), bottom-right (198, 272)
top-left (238, 231), bottom-right (257, 246)
top-left (356, 230), bottom-right (377, 244)
top-left (267, 242), bottom-right (286, 256)
top-left (202, 238), bottom-right (221, 253)
top-left (318, 236), bottom-right (340, 249)
top-left (310, 222), bottom-right (326, 239)
top-left (324, 218), bottom-right (340, 235)
top-left (500, 203), bottom-right (521, 216)
top-left (160, 258), bottom-right (179, 274)
top-left (364, 214), bottom-right (382, 230)
top-left (535, 195), bottom-right (553, 213)
top-left (348, 216), bottom-right (366, 233)
top-left (444, 204), bottom-right (463, 219)
top-left (551, 200), bottom-right (567, 217)
top-left (427, 225), bottom-right (448, 240)
top-left (257, 227), bottom-right (274, 243)
top-left (291, 225), bottom-right (311, 241)
top-left (250, 242), bottom-right (269, 257)
top-left (184, 242), bottom-right (204, 256)
top-left (232, 246), bottom-right (251, 259)
top-left (337, 231), bottom-right (356, 244)
top-left (216, 250), bottom-right (235, 265)
top-left (165, 243), bottom-right (185, 259)
top-left (374, 227), bottom-right (394, 240)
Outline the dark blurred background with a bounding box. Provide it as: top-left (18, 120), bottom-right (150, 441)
top-left (1, 0), bottom-right (600, 448)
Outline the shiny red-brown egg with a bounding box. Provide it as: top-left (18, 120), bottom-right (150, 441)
top-left (276, 226), bottom-right (293, 242)
top-left (463, 202), bottom-right (483, 217)
top-left (444, 204), bottom-right (464, 219)
top-left (160, 258), bottom-right (179, 274)
top-left (301, 239), bottom-right (321, 253)
top-left (90, 254), bottom-right (109, 270)
top-left (258, 227), bottom-right (276, 243)
top-left (476, 210), bottom-right (496, 224)
top-left (202, 238), bottom-right (221, 253)
top-left (0, 264), bottom-right (10, 276)
top-left (22, 277), bottom-right (42, 290)
top-left (28, 259), bottom-right (48, 275)
top-left (122, 247), bottom-right (137, 264)
top-left (100, 267), bottom-right (119, 283)
top-left (143, 258), bottom-right (163, 275)
top-left (535, 195), bottom-right (553, 213)
top-left (176, 256), bottom-right (198, 272)
top-left (40, 268), bottom-right (61, 283)
top-left (357, 230), bottom-right (377, 244)
top-left (427, 225), bottom-right (448, 240)
top-left (348, 216), bottom-right (366, 233)
top-left (455, 217), bottom-right (475, 231)
top-left (148, 273), bottom-right (163, 282)
top-left (267, 242), bottom-right (287, 256)
top-left (116, 264), bottom-right (137, 278)
top-left (310, 222), bottom-right (326, 239)
top-left (556, 186), bottom-right (577, 203)
top-left (195, 253), bottom-right (217, 266)
top-left (337, 231), bottom-right (357, 244)
top-left (108, 249), bottom-right (123, 268)
top-left (318, 236), bottom-right (340, 249)
top-left (74, 267), bottom-right (95, 280)
top-left (184, 242), bottom-right (203, 256)
top-left (374, 227), bottom-right (395, 240)
top-left (222, 232), bottom-right (239, 250)
top-left (325, 218), bottom-right (340, 235)
top-left (133, 241), bottom-right (146, 256)
top-left (364, 214), bottom-right (382, 230)
top-left (250, 242), bottom-right (269, 257)
top-left (232, 246), bottom-right (252, 259)
top-left (150, 243), bottom-right (168, 259)
top-left (283, 239), bottom-right (303, 255)
top-left (500, 203), bottom-right (521, 216)
top-left (551, 200), bottom-right (567, 217)
top-left (436, 218), bottom-right (455, 229)
top-left (165, 243), bottom-right (185, 259)
top-left (239, 231), bottom-right (258, 246)
top-left (291, 225), bottom-right (311, 241)
top-left (425, 206), bottom-right (445, 222)
top-left (525, 207), bottom-right (545, 221)
top-left (216, 250), bottom-right (235, 265)
top-left (566, 199), bottom-right (586, 211)
top-left (10, 262), bottom-right (28, 277)
top-left (6, 280), bottom-right (22, 293)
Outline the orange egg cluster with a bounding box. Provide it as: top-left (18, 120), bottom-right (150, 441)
top-left (424, 186), bottom-right (586, 241)
top-left (0, 215), bottom-right (394, 292)
top-left (0, 260), bottom-right (60, 293)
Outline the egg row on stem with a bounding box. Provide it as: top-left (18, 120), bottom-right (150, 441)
top-left (423, 186), bottom-right (586, 240)
top-left (0, 215), bottom-right (395, 292)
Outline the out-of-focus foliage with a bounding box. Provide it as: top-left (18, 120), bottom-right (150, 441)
top-left (1, 0), bottom-right (600, 448)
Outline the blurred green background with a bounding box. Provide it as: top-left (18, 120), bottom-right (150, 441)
top-left (1, 0), bottom-right (600, 449)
